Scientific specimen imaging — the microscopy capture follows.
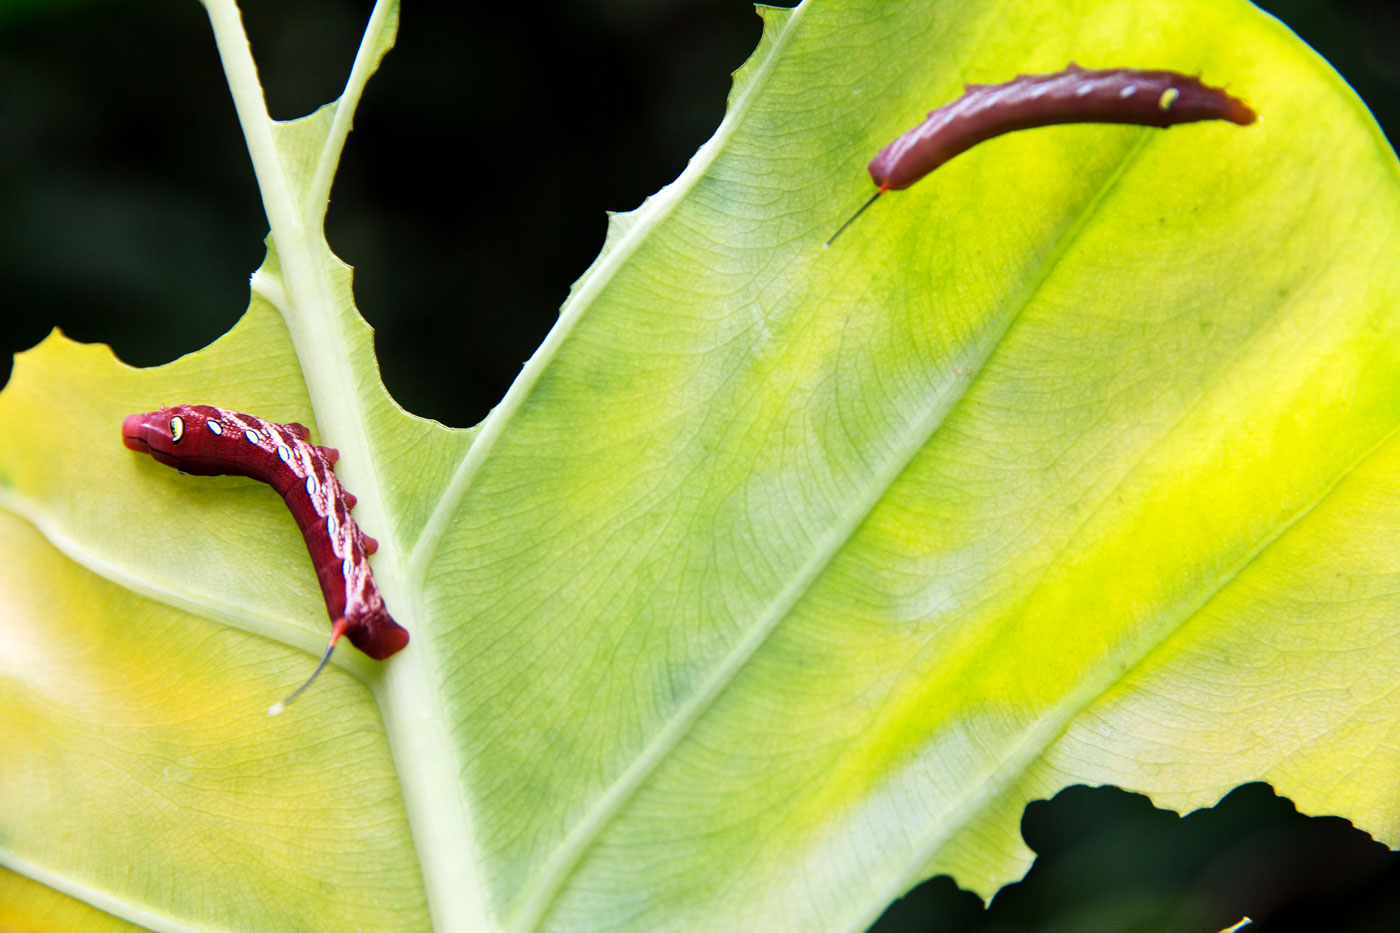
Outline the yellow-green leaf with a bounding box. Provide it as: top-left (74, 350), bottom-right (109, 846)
top-left (3, 0), bottom-right (1399, 930)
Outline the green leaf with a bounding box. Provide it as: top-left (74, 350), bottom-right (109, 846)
top-left (4, 0), bottom-right (1400, 930)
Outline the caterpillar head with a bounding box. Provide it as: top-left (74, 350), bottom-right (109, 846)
top-left (122, 408), bottom-right (194, 467)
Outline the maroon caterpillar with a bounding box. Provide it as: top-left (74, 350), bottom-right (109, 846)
top-left (828, 64), bottom-right (1257, 243)
top-left (122, 405), bottom-right (408, 712)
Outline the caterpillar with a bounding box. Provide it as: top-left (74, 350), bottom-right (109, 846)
top-left (827, 64), bottom-right (1257, 244)
top-left (122, 405), bottom-right (409, 712)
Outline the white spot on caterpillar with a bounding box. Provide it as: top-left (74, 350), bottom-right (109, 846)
top-left (169, 416), bottom-right (184, 443)
top-left (342, 557), bottom-right (353, 579)
top-left (975, 85), bottom-right (1015, 110)
top-left (1028, 84), bottom-right (1050, 99)
top-left (1158, 87), bottom-right (1180, 111)
top-left (1119, 84), bottom-right (1138, 98)
top-left (277, 445), bottom-right (292, 464)
top-left (243, 428), bottom-right (262, 444)
top-left (305, 474), bottom-right (318, 496)
top-left (207, 420), bottom-right (223, 435)
top-left (1075, 82), bottom-right (1094, 97)
top-left (327, 514), bottom-right (338, 537)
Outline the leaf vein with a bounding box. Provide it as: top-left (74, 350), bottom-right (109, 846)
top-left (507, 83), bottom-right (1161, 933)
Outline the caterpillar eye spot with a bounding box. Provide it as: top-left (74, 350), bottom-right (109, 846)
top-left (207, 421), bottom-right (224, 436)
top-left (1158, 86), bottom-right (1180, 111)
top-left (169, 416), bottom-right (184, 444)
top-left (243, 428), bottom-right (262, 444)
top-left (277, 445), bottom-right (292, 464)
top-left (306, 474), bottom-right (319, 496)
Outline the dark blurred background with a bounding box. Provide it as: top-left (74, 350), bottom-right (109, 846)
top-left (2, 1), bottom-right (1399, 930)
top-left (0, 0), bottom-right (781, 425)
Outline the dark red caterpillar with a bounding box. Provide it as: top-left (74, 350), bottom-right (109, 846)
top-left (828, 64), bottom-right (1256, 243)
top-left (122, 405), bottom-right (408, 711)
